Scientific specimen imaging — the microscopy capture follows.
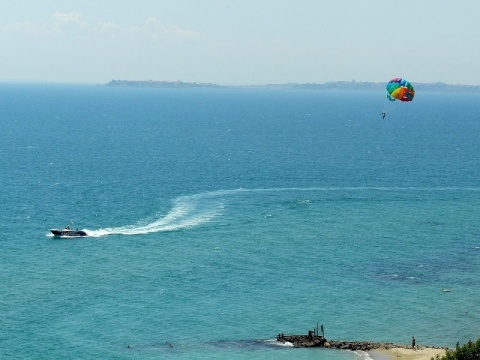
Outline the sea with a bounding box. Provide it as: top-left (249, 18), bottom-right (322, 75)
top-left (0, 83), bottom-right (479, 359)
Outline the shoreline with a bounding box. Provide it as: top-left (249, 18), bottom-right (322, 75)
top-left (369, 347), bottom-right (447, 360)
top-left (104, 79), bottom-right (480, 92)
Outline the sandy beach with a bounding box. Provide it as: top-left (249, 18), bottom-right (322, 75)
top-left (370, 347), bottom-right (447, 360)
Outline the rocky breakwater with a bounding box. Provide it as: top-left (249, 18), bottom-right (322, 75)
top-left (324, 340), bottom-right (403, 351)
top-left (277, 333), bottom-right (326, 348)
top-left (322, 340), bottom-right (446, 352)
top-left (277, 334), bottom-right (444, 351)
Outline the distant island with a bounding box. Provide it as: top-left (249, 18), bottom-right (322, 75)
top-left (105, 80), bottom-right (480, 92)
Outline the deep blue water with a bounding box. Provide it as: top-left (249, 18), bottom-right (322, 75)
top-left (0, 84), bottom-right (479, 359)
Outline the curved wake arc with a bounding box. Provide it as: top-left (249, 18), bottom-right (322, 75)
top-left (72, 186), bottom-right (479, 238)
top-left (84, 193), bottom-right (225, 237)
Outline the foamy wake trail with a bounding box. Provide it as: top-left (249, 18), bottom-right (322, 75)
top-left (85, 192), bottom-right (225, 237)
top-left (78, 186), bottom-right (479, 238)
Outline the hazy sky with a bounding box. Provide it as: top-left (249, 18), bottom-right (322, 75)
top-left (1, 0), bottom-right (479, 85)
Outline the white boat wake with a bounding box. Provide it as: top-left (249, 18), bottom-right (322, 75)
top-left (71, 186), bottom-right (479, 238)
top-left (84, 192), bottom-right (225, 237)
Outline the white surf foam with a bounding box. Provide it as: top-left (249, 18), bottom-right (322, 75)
top-left (264, 339), bottom-right (294, 347)
top-left (354, 350), bottom-right (375, 360)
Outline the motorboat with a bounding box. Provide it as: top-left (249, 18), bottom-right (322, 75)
top-left (50, 226), bottom-right (87, 237)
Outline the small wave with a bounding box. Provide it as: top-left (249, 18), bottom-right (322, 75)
top-left (354, 350), bottom-right (375, 360)
top-left (264, 339), bottom-right (294, 348)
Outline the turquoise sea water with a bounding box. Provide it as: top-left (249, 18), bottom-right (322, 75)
top-left (0, 84), bottom-right (479, 359)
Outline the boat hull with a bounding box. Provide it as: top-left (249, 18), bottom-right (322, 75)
top-left (50, 229), bottom-right (88, 237)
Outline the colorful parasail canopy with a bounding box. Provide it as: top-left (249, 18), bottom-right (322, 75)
top-left (386, 78), bottom-right (415, 102)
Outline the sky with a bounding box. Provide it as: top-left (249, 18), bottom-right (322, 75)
top-left (1, 0), bottom-right (479, 85)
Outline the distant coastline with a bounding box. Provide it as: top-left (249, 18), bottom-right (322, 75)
top-left (105, 79), bottom-right (480, 92)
